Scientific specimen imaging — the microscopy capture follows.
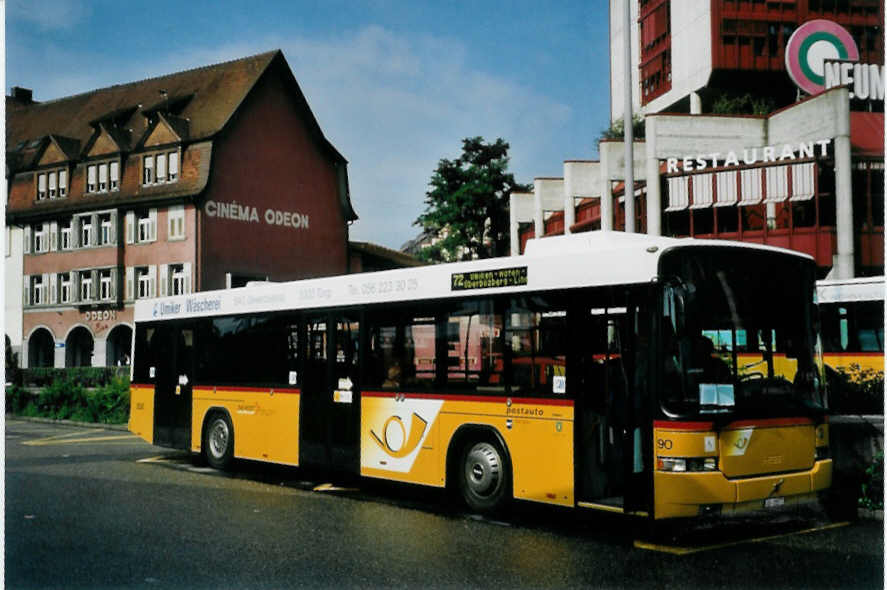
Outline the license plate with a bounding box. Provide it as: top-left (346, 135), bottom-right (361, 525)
top-left (764, 497), bottom-right (785, 509)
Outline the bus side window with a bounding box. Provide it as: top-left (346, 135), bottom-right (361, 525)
top-left (507, 296), bottom-right (567, 396)
top-left (443, 299), bottom-right (505, 393)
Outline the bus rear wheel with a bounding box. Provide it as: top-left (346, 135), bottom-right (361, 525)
top-left (203, 413), bottom-right (234, 470)
top-left (459, 440), bottom-right (510, 514)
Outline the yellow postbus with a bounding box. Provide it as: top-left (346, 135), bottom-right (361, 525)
top-left (129, 233), bottom-right (831, 520)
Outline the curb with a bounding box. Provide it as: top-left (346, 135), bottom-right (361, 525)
top-left (858, 508), bottom-right (884, 521)
top-left (6, 414), bottom-right (129, 432)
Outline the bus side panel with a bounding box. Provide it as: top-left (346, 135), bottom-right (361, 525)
top-left (823, 352), bottom-right (885, 374)
top-left (129, 384), bottom-right (155, 444)
top-left (360, 394), bottom-right (443, 486)
top-left (360, 395), bottom-right (575, 507)
top-left (192, 387), bottom-right (301, 466)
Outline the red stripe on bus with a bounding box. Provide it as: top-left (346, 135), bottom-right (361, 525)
top-left (193, 385), bottom-right (301, 394)
top-left (361, 391), bottom-right (574, 406)
top-left (823, 352), bottom-right (884, 357)
top-left (653, 421), bottom-right (715, 431)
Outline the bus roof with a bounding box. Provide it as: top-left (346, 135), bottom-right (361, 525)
top-left (816, 276), bottom-right (885, 304)
top-left (135, 232), bottom-right (813, 323)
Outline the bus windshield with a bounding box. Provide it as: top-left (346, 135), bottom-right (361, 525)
top-left (658, 248), bottom-right (825, 419)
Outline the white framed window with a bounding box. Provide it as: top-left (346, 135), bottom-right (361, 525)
top-left (37, 173), bottom-right (47, 200)
top-left (81, 216), bottom-right (94, 247)
top-left (33, 224), bottom-right (45, 253)
top-left (48, 171), bottom-right (57, 198)
top-left (110, 162), bottom-right (119, 191)
top-left (31, 275), bottom-right (45, 305)
top-left (136, 266), bottom-right (156, 299)
top-left (167, 205), bottom-right (186, 240)
top-left (61, 219), bottom-right (73, 250)
top-left (59, 169), bottom-right (68, 197)
top-left (99, 269), bottom-right (113, 300)
top-left (136, 209), bottom-right (157, 243)
top-left (142, 150), bottom-right (179, 185)
top-left (60, 273), bottom-right (72, 303)
top-left (156, 153), bottom-right (167, 183)
top-left (98, 163), bottom-right (108, 192)
top-left (87, 164), bottom-right (97, 193)
top-left (99, 214), bottom-right (113, 246)
top-left (168, 151), bottom-right (179, 181)
top-left (143, 155), bottom-right (154, 185)
top-left (170, 264), bottom-right (186, 295)
top-left (80, 273), bottom-right (93, 302)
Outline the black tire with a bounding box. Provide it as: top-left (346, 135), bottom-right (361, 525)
top-left (203, 412), bottom-right (234, 470)
top-left (459, 439), bottom-right (511, 514)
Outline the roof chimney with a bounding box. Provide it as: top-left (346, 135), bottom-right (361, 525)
top-left (10, 87), bottom-right (33, 104)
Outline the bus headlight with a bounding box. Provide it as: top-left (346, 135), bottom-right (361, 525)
top-left (657, 457), bottom-right (718, 472)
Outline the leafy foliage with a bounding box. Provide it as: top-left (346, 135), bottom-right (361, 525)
top-left (711, 92), bottom-right (776, 116)
top-left (6, 375), bottom-right (130, 424)
top-left (599, 115), bottom-right (645, 141)
top-left (859, 451), bottom-right (884, 511)
top-left (415, 137), bottom-right (530, 262)
top-left (21, 367), bottom-right (127, 388)
top-left (827, 364), bottom-right (885, 415)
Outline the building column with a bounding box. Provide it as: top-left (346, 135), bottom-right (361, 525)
top-left (93, 337), bottom-right (108, 368)
top-left (564, 195), bottom-right (575, 235)
top-left (54, 341), bottom-right (65, 368)
top-left (645, 117), bottom-right (661, 236)
top-left (833, 133), bottom-right (854, 279)
top-left (599, 149), bottom-right (613, 231)
top-left (533, 183), bottom-right (545, 239)
top-left (690, 92), bottom-right (702, 115)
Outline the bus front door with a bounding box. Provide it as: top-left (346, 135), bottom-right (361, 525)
top-left (300, 314), bottom-right (360, 474)
top-left (153, 324), bottom-right (194, 450)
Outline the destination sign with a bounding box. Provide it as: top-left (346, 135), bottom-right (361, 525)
top-left (451, 267), bottom-right (528, 291)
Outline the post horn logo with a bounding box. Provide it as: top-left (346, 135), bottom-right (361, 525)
top-left (370, 413), bottom-right (428, 458)
top-left (785, 19), bottom-right (860, 96)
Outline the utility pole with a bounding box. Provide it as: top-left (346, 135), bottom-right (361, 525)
top-left (623, 0), bottom-right (635, 232)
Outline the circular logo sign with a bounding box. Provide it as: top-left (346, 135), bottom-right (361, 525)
top-left (785, 19), bottom-right (860, 95)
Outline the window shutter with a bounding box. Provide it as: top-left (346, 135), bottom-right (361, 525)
top-left (159, 264), bottom-right (169, 297)
top-left (23, 276), bottom-right (30, 306)
top-left (23, 226), bottom-right (30, 254)
top-left (70, 271), bottom-right (79, 303)
top-left (38, 173), bottom-right (46, 194)
top-left (49, 222), bottom-right (58, 251)
top-left (125, 212), bottom-right (135, 244)
top-left (169, 151), bottom-right (179, 179)
top-left (111, 268), bottom-right (119, 300)
top-left (183, 262), bottom-right (192, 294)
top-left (109, 211), bottom-right (118, 244)
top-left (87, 165), bottom-right (96, 189)
top-left (59, 169), bottom-right (68, 194)
top-left (91, 215), bottom-right (99, 246)
top-left (91, 270), bottom-right (99, 300)
top-left (99, 163), bottom-right (108, 189)
top-left (110, 161), bottom-right (119, 189)
top-left (148, 265), bottom-right (157, 298)
top-left (157, 153), bottom-right (167, 181)
top-left (41, 222), bottom-right (50, 253)
top-left (149, 209), bottom-right (158, 241)
top-left (126, 267), bottom-right (134, 301)
top-left (48, 172), bottom-right (57, 195)
top-left (50, 273), bottom-right (58, 304)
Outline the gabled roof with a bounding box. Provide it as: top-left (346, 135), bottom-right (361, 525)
top-left (8, 51), bottom-right (279, 157)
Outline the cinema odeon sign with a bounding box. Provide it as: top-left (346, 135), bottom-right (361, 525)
top-left (785, 19), bottom-right (885, 101)
top-left (204, 199), bottom-right (310, 230)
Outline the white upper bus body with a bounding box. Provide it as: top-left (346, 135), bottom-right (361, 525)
top-left (134, 232), bottom-right (814, 324)
top-left (816, 275), bottom-right (885, 304)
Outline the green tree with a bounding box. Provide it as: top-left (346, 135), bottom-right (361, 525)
top-left (415, 137), bottom-right (530, 262)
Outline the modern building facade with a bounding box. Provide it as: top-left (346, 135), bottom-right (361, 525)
top-left (6, 51), bottom-right (358, 368)
top-left (513, 6), bottom-right (883, 282)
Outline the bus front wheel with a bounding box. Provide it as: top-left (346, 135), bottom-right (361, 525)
top-left (459, 440), bottom-right (510, 514)
top-left (203, 413), bottom-right (234, 470)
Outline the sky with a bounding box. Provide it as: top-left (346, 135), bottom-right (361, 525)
top-left (6, 0), bottom-right (613, 250)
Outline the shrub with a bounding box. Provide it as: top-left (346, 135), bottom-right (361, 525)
top-left (6, 374), bottom-right (130, 424)
top-left (828, 364), bottom-right (885, 415)
top-left (860, 451), bottom-right (884, 511)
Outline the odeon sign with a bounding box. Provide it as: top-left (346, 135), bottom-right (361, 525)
top-left (204, 199), bottom-right (310, 230)
top-left (785, 19), bottom-right (885, 100)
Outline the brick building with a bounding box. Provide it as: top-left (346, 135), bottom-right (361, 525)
top-left (6, 50), bottom-right (358, 368)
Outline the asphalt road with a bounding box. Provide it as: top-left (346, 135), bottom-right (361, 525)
top-left (5, 418), bottom-right (884, 589)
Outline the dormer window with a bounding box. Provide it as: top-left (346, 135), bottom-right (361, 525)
top-left (36, 168), bottom-right (67, 201)
top-left (86, 159), bottom-right (120, 194)
top-left (142, 150), bottom-right (180, 186)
